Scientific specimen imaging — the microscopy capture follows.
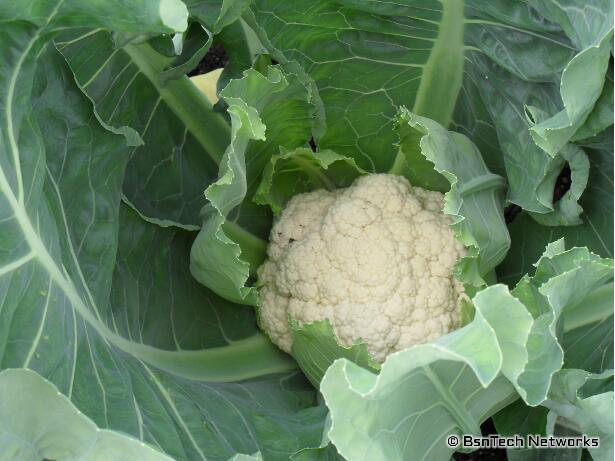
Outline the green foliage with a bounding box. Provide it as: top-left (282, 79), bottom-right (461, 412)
top-left (290, 320), bottom-right (379, 387)
top-left (0, 1), bottom-right (612, 460)
top-left (0, 369), bottom-right (174, 460)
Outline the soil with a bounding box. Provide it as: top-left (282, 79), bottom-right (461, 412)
top-left (452, 419), bottom-right (508, 460)
top-left (552, 163), bottom-right (572, 203)
top-left (187, 43), bottom-right (228, 76)
top-left (453, 448), bottom-right (508, 460)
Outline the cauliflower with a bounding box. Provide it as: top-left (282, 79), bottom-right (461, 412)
top-left (257, 174), bottom-right (466, 363)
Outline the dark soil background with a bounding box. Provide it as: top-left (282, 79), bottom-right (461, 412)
top-left (452, 419), bottom-right (508, 460)
top-left (505, 162), bottom-right (572, 223)
top-left (188, 43), bottom-right (228, 76)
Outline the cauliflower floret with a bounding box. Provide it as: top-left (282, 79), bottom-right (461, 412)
top-left (257, 174), bottom-right (466, 363)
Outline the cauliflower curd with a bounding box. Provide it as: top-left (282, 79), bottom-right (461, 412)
top-left (257, 174), bottom-right (466, 363)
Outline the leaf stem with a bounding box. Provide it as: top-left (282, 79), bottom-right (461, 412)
top-left (129, 332), bottom-right (298, 382)
top-left (123, 42), bottom-right (230, 163)
top-left (411, 0), bottom-right (464, 128)
top-left (294, 154), bottom-right (335, 191)
top-left (388, 146), bottom-right (406, 176)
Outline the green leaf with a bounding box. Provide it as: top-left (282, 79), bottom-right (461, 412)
top-left (395, 110), bottom-right (510, 286)
top-left (545, 370), bottom-right (614, 461)
top-left (0, 369), bottom-right (173, 461)
top-left (460, 52), bottom-right (569, 215)
top-left (0, 0), bottom-right (188, 34)
top-left (186, 0), bottom-right (253, 33)
top-left (526, 0), bottom-right (614, 155)
top-left (159, 22), bottom-right (213, 84)
top-left (528, 144), bottom-right (589, 226)
top-left (110, 204), bottom-right (295, 379)
top-left (0, 21), bottom-right (322, 460)
top-left (190, 64), bottom-right (315, 305)
top-left (180, 1), bottom-right (265, 94)
top-left (320, 286), bottom-right (523, 460)
top-left (255, 148), bottom-right (365, 214)
top-left (492, 402), bottom-right (586, 461)
top-left (562, 282), bottom-right (614, 373)
top-left (497, 146), bottom-right (613, 285)
top-left (509, 241), bottom-right (613, 405)
top-left (572, 64), bottom-right (614, 142)
top-left (244, 0), bottom-right (608, 220)
top-left (290, 320), bottom-right (379, 388)
top-left (495, 241), bottom-right (613, 461)
top-left (57, 31), bottom-right (230, 227)
top-left (493, 399), bottom-right (549, 438)
top-left (245, 0), bottom-right (466, 172)
top-left (215, 19), bottom-right (268, 95)
top-left (214, 0), bottom-right (254, 34)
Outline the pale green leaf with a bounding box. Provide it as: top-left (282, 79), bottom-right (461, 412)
top-left (497, 147), bottom-right (613, 285)
top-left (56, 31), bottom-right (230, 227)
top-left (321, 241), bottom-right (613, 460)
top-left (0, 15), bottom-right (322, 459)
top-left (290, 320), bottom-right (379, 388)
top-left (528, 144), bottom-right (589, 226)
top-left (395, 110), bottom-right (510, 286)
top-left (527, 0), bottom-right (614, 155)
top-left (320, 285), bottom-right (524, 460)
top-left (545, 370), bottom-right (614, 461)
top-left (190, 64), bottom-right (315, 304)
top-left (0, 369), bottom-right (173, 461)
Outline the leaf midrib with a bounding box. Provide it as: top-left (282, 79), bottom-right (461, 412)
top-left (122, 42), bottom-right (231, 164)
top-left (1, 60), bottom-right (293, 382)
top-left (412, 0), bottom-right (465, 128)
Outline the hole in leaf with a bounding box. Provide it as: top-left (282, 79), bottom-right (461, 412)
top-left (308, 137), bottom-right (317, 152)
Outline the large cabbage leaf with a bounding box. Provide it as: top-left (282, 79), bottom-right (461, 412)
top-left (0, 369), bottom-right (173, 461)
top-left (243, 0), bottom-right (611, 222)
top-left (55, 30), bottom-right (230, 228)
top-left (0, 4), bottom-right (330, 460)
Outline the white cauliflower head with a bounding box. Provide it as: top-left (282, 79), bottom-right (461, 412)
top-left (257, 174), bottom-right (467, 363)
